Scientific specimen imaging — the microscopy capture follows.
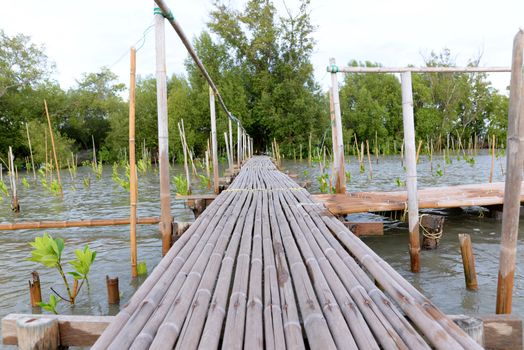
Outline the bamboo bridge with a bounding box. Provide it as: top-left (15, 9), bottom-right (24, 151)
top-left (91, 156), bottom-right (481, 350)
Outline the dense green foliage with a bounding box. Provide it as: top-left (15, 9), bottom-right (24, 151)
top-left (0, 2), bottom-right (510, 168)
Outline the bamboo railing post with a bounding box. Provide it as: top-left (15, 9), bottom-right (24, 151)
top-left (209, 86), bottom-right (219, 194)
top-left (496, 28), bottom-right (524, 314)
top-left (155, 7), bottom-right (172, 255)
top-left (329, 90), bottom-right (339, 174)
top-left (458, 234), bottom-right (478, 290)
top-left (228, 119), bottom-right (234, 170)
top-left (44, 100), bottom-right (63, 198)
top-left (224, 132), bottom-right (232, 171)
top-left (401, 71), bottom-right (421, 273)
top-left (237, 123), bottom-right (241, 168)
top-left (25, 123), bottom-right (36, 181)
top-left (329, 58), bottom-right (346, 194)
top-left (129, 47), bottom-right (138, 278)
top-left (489, 134), bottom-right (495, 183)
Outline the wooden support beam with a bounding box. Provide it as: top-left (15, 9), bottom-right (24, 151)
top-left (401, 71), bottom-right (420, 273)
top-left (2, 314), bottom-right (113, 347)
top-left (496, 28), bottom-right (524, 314)
top-left (155, 9), bottom-right (172, 256)
top-left (479, 314), bottom-right (522, 350)
top-left (342, 221), bottom-right (383, 236)
top-left (237, 123), bottom-right (242, 168)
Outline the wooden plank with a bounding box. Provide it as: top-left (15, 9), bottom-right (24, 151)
top-left (342, 221), bottom-right (384, 236)
top-left (479, 314), bottom-right (522, 350)
top-left (2, 314), bottom-right (113, 347)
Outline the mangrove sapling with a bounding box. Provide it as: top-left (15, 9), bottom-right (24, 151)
top-left (22, 178), bottom-right (30, 189)
top-left (38, 169), bottom-right (61, 196)
top-left (82, 176), bottom-right (91, 189)
top-left (198, 174), bottom-right (211, 190)
top-left (112, 163), bottom-right (130, 191)
top-left (92, 161), bottom-right (103, 180)
top-left (137, 261), bottom-right (147, 276)
top-left (39, 294), bottom-right (59, 315)
top-left (28, 233), bottom-right (96, 306)
top-left (172, 174), bottom-right (189, 196)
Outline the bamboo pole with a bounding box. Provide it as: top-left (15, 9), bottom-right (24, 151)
top-left (8, 147), bottom-right (19, 212)
top-left (458, 234), bottom-right (478, 290)
top-left (416, 139), bottom-right (423, 164)
top-left (308, 132), bottom-right (312, 166)
top-left (29, 271), bottom-right (42, 307)
top-left (0, 217), bottom-right (160, 231)
top-left (92, 135), bottom-right (97, 165)
top-left (25, 123), bottom-right (36, 181)
top-left (335, 66), bottom-right (511, 73)
top-left (178, 121), bottom-right (191, 194)
top-left (155, 10), bottom-right (172, 256)
top-left (237, 123), bottom-right (242, 168)
top-left (228, 118), bottom-right (234, 169)
top-left (329, 58), bottom-right (346, 194)
top-left (366, 139), bottom-right (373, 179)
top-left (106, 276), bottom-right (120, 304)
top-left (209, 86), bottom-right (219, 194)
top-left (496, 28), bottom-right (524, 314)
top-left (44, 100), bottom-right (63, 198)
top-left (329, 90), bottom-right (339, 172)
top-left (129, 47), bottom-right (138, 278)
top-left (489, 134), bottom-right (495, 183)
top-left (401, 71), bottom-right (420, 273)
top-left (224, 132), bottom-right (232, 171)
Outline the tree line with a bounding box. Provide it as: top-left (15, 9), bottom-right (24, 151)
top-left (0, 0), bottom-right (509, 169)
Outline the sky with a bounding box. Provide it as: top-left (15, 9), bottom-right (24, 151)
top-left (1, 0), bottom-right (523, 94)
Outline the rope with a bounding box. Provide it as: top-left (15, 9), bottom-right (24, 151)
top-left (154, 7), bottom-right (174, 21)
top-left (419, 213), bottom-right (443, 240)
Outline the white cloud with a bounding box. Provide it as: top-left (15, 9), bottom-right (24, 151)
top-left (1, 0), bottom-right (522, 93)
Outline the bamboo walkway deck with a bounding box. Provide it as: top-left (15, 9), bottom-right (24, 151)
top-left (93, 156), bottom-right (481, 350)
top-left (314, 182), bottom-right (524, 215)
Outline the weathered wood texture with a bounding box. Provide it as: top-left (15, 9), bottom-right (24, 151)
top-left (315, 182), bottom-right (524, 215)
top-left (3, 314), bottom-right (113, 347)
top-left (92, 156), bottom-right (483, 350)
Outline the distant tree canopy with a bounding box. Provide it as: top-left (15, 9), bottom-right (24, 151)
top-left (0, 2), bottom-right (510, 167)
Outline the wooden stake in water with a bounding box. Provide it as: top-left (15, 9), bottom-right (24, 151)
top-left (25, 123), bottom-right (36, 181)
top-left (308, 132), bottom-right (312, 166)
top-left (178, 121), bottom-right (191, 194)
top-left (496, 28), bottom-right (524, 314)
top-left (44, 100), bottom-right (63, 198)
top-left (329, 58), bottom-right (346, 194)
top-left (458, 234), bottom-right (478, 290)
top-left (129, 47), bottom-right (138, 277)
top-left (366, 140), bottom-right (373, 179)
top-left (401, 71), bottom-right (420, 273)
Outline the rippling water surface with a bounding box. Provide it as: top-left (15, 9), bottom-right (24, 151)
top-left (0, 152), bottom-right (522, 345)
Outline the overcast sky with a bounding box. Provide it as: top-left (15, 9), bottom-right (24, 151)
top-left (1, 0), bottom-right (522, 94)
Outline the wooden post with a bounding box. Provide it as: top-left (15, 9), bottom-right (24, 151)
top-left (401, 71), bottom-right (420, 273)
top-left (155, 8), bottom-right (172, 256)
top-left (29, 271), bottom-right (42, 307)
top-left (329, 58), bottom-right (346, 194)
top-left (496, 28), bottom-right (524, 314)
top-left (450, 315), bottom-right (484, 346)
top-left (209, 86), bottom-right (219, 194)
top-left (25, 123), bottom-right (36, 181)
top-left (308, 132), bottom-right (312, 166)
top-left (16, 317), bottom-right (59, 350)
top-left (44, 100), bottom-right (63, 198)
top-left (129, 47), bottom-right (138, 278)
top-left (178, 121), bottom-right (191, 194)
top-left (458, 234), bottom-right (478, 290)
top-left (106, 276), bottom-right (120, 304)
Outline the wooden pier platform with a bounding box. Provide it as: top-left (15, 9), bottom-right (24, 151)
top-left (314, 182), bottom-right (524, 215)
top-left (93, 156), bottom-right (481, 350)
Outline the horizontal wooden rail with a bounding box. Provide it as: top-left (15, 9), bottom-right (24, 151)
top-left (2, 314), bottom-right (113, 347)
top-left (331, 66), bottom-right (511, 73)
top-left (0, 217), bottom-right (160, 231)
